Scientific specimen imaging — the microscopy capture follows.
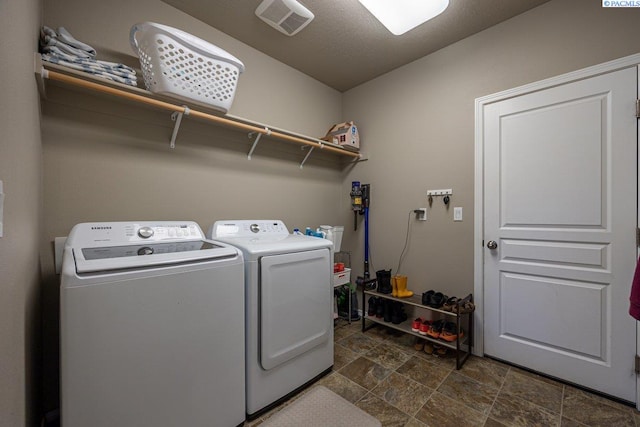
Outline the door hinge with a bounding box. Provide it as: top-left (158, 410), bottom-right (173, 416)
top-left (635, 354), bottom-right (640, 374)
top-left (637, 228), bottom-right (640, 246)
top-left (636, 99), bottom-right (640, 118)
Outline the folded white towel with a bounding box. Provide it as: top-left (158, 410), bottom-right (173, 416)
top-left (40, 25), bottom-right (138, 87)
top-left (41, 53), bottom-right (138, 86)
top-left (42, 38), bottom-right (94, 59)
top-left (40, 25), bottom-right (96, 59)
top-left (41, 26), bottom-right (96, 56)
top-left (42, 46), bottom-right (136, 76)
top-left (41, 26), bottom-right (57, 39)
top-left (57, 27), bottom-right (96, 56)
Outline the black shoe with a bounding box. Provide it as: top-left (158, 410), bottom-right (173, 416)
top-left (428, 292), bottom-right (448, 309)
top-left (422, 290), bottom-right (435, 306)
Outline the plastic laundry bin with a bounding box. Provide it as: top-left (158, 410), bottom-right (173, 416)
top-left (130, 22), bottom-right (245, 112)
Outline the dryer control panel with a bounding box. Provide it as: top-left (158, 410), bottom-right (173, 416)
top-left (212, 220), bottom-right (289, 238)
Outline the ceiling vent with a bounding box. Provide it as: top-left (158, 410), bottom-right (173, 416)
top-left (255, 0), bottom-right (314, 36)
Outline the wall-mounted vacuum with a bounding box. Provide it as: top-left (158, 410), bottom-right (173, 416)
top-left (351, 181), bottom-right (376, 290)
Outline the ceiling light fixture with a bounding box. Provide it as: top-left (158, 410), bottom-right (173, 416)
top-left (358, 0), bottom-right (449, 35)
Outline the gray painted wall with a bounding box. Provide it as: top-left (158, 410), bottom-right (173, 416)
top-left (342, 0), bottom-right (640, 301)
top-left (0, 0), bottom-right (42, 425)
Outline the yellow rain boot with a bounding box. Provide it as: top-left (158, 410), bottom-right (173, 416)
top-left (391, 276), bottom-right (398, 297)
top-left (396, 275), bottom-right (414, 298)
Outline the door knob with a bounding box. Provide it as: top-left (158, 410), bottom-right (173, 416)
top-left (486, 240), bottom-right (498, 250)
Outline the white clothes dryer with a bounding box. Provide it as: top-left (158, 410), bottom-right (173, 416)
top-left (209, 220), bottom-right (333, 419)
top-left (60, 221), bottom-right (245, 427)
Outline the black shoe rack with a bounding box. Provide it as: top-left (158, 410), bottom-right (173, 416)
top-left (362, 289), bottom-right (473, 369)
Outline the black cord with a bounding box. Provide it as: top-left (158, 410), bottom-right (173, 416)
top-left (395, 210), bottom-right (413, 275)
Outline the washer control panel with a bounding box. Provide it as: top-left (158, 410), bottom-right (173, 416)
top-left (129, 224), bottom-right (201, 241)
top-left (126, 223), bottom-right (202, 241)
top-left (211, 220), bottom-right (289, 238)
top-left (67, 221), bottom-right (205, 246)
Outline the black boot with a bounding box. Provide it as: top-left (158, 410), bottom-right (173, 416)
top-left (391, 302), bottom-right (408, 324)
top-left (376, 269), bottom-right (392, 294)
top-left (367, 296), bottom-right (378, 317)
top-left (383, 300), bottom-right (392, 322)
top-left (376, 298), bottom-right (384, 318)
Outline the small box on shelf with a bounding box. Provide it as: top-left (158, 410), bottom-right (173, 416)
top-left (333, 268), bottom-right (351, 287)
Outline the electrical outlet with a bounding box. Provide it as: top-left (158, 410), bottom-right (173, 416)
top-left (416, 208), bottom-right (427, 221)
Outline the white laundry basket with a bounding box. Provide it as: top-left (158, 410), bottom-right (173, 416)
top-left (130, 22), bottom-right (245, 112)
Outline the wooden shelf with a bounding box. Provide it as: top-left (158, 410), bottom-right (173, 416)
top-left (34, 54), bottom-right (366, 168)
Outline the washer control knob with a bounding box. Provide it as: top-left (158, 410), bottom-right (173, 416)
top-left (138, 226), bottom-right (154, 239)
top-left (250, 224), bottom-right (260, 233)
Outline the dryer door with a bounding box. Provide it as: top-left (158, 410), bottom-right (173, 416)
top-left (259, 248), bottom-right (331, 370)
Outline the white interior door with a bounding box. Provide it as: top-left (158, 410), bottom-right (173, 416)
top-left (482, 66), bottom-right (637, 402)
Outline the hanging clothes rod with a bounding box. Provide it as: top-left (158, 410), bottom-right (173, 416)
top-left (41, 68), bottom-right (362, 159)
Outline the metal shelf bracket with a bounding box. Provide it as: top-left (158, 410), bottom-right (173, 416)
top-left (37, 67), bottom-right (49, 98)
top-left (169, 106), bottom-right (190, 149)
top-left (299, 145), bottom-right (316, 169)
top-left (247, 127), bottom-right (270, 160)
top-left (349, 156), bottom-right (368, 165)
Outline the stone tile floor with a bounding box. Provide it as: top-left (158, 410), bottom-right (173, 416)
top-left (247, 319), bottom-right (640, 426)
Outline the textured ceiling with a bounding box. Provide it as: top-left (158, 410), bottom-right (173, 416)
top-left (161, 0), bottom-right (551, 92)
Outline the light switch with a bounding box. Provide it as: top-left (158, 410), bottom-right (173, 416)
top-left (454, 207), bottom-right (462, 221)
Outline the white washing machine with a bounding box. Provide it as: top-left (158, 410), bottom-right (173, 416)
top-left (209, 220), bottom-right (334, 419)
top-left (60, 221), bottom-right (245, 427)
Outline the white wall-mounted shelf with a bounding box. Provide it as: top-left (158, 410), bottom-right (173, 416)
top-left (34, 54), bottom-right (366, 168)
